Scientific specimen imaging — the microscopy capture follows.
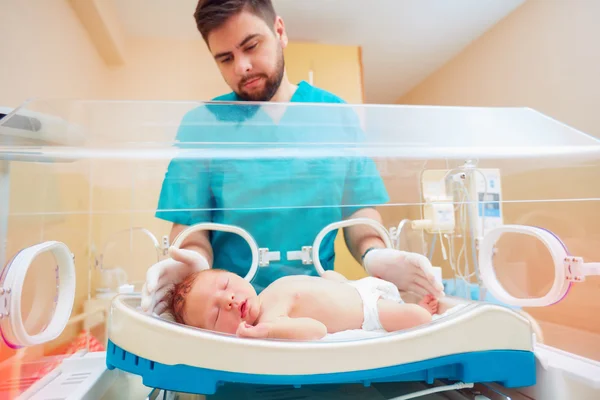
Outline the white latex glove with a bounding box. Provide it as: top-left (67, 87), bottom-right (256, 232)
top-left (140, 246), bottom-right (210, 316)
top-left (363, 248), bottom-right (445, 298)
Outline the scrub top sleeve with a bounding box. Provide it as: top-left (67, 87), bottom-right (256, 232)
top-left (155, 107), bottom-right (214, 226)
top-left (340, 109), bottom-right (390, 219)
top-left (342, 154), bottom-right (390, 218)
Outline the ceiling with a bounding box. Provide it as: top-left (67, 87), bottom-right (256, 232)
top-left (113, 0), bottom-right (525, 103)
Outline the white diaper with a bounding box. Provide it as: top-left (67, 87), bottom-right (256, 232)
top-left (346, 277), bottom-right (403, 331)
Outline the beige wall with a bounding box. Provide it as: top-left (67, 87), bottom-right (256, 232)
top-left (103, 38), bottom-right (364, 104)
top-left (0, 2), bottom-right (364, 106)
top-left (105, 37), bottom-right (230, 100)
top-left (0, 0), bottom-right (364, 366)
top-left (398, 0), bottom-right (600, 139)
top-left (397, 0), bottom-right (600, 359)
top-left (0, 0), bottom-right (110, 368)
top-left (0, 0), bottom-right (111, 107)
top-left (285, 42), bottom-right (364, 104)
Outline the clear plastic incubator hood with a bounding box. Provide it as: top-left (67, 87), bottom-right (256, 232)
top-left (1, 98), bottom-right (600, 400)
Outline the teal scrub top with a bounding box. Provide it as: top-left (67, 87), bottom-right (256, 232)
top-left (156, 81), bottom-right (389, 292)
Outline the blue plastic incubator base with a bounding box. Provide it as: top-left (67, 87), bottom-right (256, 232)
top-left (106, 340), bottom-right (536, 395)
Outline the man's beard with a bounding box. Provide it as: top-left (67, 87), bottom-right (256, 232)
top-left (236, 48), bottom-right (285, 102)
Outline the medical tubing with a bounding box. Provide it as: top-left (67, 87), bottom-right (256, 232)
top-left (428, 233), bottom-right (437, 260)
top-left (471, 169), bottom-right (489, 298)
top-left (395, 219), bottom-right (411, 249)
top-left (456, 184), bottom-right (473, 298)
top-left (389, 382), bottom-right (474, 400)
top-left (98, 227), bottom-right (161, 267)
top-left (465, 187), bottom-right (482, 298)
top-left (473, 168), bottom-right (488, 238)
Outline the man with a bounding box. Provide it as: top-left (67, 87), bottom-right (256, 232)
top-left (141, 0), bottom-right (443, 317)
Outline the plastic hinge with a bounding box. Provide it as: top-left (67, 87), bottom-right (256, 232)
top-left (258, 248), bottom-right (280, 267)
top-left (564, 256), bottom-right (585, 282)
top-left (0, 287), bottom-right (10, 318)
top-left (286, 246), bottom-right (313, 265)
top-left (301, 246), bottom-right (313, 265)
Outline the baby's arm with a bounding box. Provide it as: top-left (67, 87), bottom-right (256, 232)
top-left (236, 317), bottom-right (327, 340)
top-left (321, 270), bottom-right (348, 282)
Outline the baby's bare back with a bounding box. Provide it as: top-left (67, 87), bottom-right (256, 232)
top-left (257, 275), bottom-right (365, 332)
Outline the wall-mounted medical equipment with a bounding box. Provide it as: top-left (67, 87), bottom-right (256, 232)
top-left (412, 163), bottom-right (504, 301)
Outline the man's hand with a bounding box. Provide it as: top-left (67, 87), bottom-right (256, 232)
top-left (363, 248), bottom-right (445, 298)
top-left (141, 246), bottom-right (209, 316)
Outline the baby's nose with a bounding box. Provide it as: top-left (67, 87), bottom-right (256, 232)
top-left (221, 293), bottom-right (238, 309)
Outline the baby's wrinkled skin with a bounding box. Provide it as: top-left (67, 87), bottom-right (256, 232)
top-left (172, 269), bottom-right (438, 340)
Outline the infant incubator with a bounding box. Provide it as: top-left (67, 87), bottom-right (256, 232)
top-left (1, 99), bottom-right (600, 399)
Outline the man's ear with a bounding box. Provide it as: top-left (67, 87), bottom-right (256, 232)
top-left (274, 16), bottom-right (288, 48)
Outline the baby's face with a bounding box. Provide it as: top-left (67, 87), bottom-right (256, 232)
top-left (184, 270), bottom-right (260, 334)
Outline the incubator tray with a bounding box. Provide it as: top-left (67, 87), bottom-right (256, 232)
top-left (106, 296), bottom-right (536, 395)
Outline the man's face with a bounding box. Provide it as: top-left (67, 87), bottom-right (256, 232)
top-left (207, 11), bottom-right (287, 101)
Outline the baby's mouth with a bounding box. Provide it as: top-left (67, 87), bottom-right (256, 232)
top-left (240, 300), bottom-right (248, 319)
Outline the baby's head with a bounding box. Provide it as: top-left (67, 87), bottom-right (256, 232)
top-left (171, 269), bottom-right (260, 334)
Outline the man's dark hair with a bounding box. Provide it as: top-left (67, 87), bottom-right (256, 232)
top-left (194, 0), bottom-right (277, 43)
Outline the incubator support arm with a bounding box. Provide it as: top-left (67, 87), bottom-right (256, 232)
top-left (583, 263), bottom-right (600, 276)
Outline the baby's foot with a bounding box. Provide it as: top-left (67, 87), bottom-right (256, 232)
top-left (418, 294), bottom-right (439, 315)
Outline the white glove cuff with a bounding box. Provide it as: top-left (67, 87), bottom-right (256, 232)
top-left (361, 247), bottom-right (383, 273)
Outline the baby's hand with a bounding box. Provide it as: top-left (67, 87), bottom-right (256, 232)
top-left (236, 322), bottom-right (270, 339)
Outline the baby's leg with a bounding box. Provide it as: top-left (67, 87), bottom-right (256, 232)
top-left (377, 299), bottom-right (433, 332)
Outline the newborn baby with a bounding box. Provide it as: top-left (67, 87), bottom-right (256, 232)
top-left (171, 269), bottom-right (438, 340)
